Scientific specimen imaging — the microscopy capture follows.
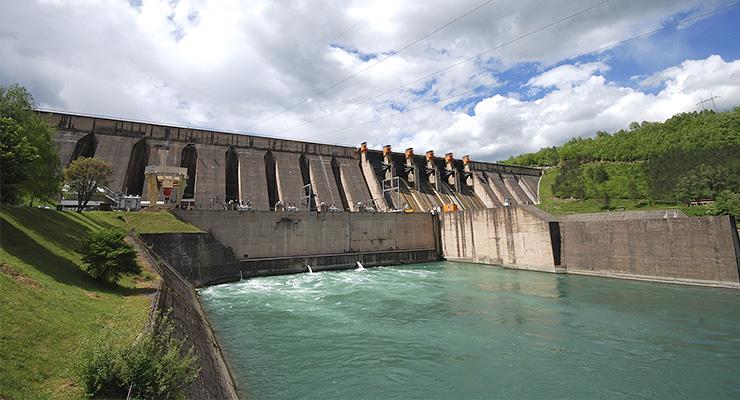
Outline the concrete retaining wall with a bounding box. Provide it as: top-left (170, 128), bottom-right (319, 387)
top-left (439, 206), bottom-right (560, 272)
top-left (141, 211), bottom-right (439, 286)
top-left (240, 249), bottom-right (439, 278)
top-left (130, 234), bottom-right (240, 400)
top-left (175, 210), bottom-right (437, 259)
top-left (560, 215), bottom-right (740, 288)
top-left (440, 207), bottom-right (740, 288)
top-left (139, 232), bottom-right (241, 287)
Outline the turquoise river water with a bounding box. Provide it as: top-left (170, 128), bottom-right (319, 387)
top-left (199, 261), bottom-right (740, 399)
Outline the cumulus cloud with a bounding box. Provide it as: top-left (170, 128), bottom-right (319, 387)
top-left (0, 0), bottom-right (737, 161)
top-left (433, 55), bottom-right (740, 161)
top-left (526, 62), bottom-right (610, 89)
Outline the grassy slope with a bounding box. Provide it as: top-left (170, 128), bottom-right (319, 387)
top-left (0, 207), bottom-right (197, 399)
top-left (536, 168), bottom-right (705, 216)
top-left (81, 210), bottom-right (201, 234)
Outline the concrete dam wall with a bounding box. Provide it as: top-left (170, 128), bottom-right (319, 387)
top-left (439, 206), bottom-right (561, 273)
top-left (441, 208), bottom-right (740, 288)
top-left (560, 215), bottom-right (740, 287)
top-left (42, 111), bottom-right (541, 212)
top-left (142, 210), bottom-right (439, 286)
top-left (139, 232), bottom-right (242, 287)
top-left (45, 111), bottom-right (739, 289)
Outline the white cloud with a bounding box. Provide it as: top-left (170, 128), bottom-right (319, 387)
top-left (436, 55), bottom-right (740, 161)
top-left (0, 0), bottom-right (737, 162)
top-left (526, 62), bottom-right (609, 89)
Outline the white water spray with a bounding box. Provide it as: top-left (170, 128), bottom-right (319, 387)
top-left (356, 261), bottom-right (365, 270)
top-left (239, 270), bottom-right (244, 281)
top-left (306, 264), bottom-right (313, 274)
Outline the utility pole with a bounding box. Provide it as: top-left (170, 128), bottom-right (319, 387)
top-left (696, 97), bottom-right (705, 111)
top-left (708, 92), bottom-right (720, 112)
top-left (696, 93), bottom-right (721, 112)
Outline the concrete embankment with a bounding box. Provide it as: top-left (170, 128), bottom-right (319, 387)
top-left (440, 206), bottom-right (740, 288)
top-left (130, 234), bottom-right (240, 399)
top-left (141, 210), bottom-right (440, 287)
top-left (439, 206), bottom-right (561, 273)
top-left (139, 232), bottom-right (242, 287)
top-left (559, 214), bottom-right (740, 288)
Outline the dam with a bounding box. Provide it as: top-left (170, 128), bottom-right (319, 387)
top-left (44, 110), bottom-right (740, 399)
top-left (43, 110), bottom-right (740, 289)
top-left (41, 110), bottom-right (540, 212)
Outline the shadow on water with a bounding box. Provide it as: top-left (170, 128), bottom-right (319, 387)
top-left (1, 211), bottom-right (149, 297)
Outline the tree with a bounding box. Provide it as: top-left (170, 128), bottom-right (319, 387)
top-left (65, 157), bottom-right (112, 212)
top-left (0, 84), bottom-right (61, 204)
top-left (0, 117), bottom-right (39, 203)
top-left (79, 228), bottom-right (140, 283)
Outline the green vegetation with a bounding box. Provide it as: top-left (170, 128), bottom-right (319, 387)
top-left (78, 314), bottom-right (197, 400)
top-left (80, 229), bottom-right (140, 284)
top-left (0, 206), bottom-right (199, 399)
top-left (503, 108), bottom-right (740, 217)
top-left (64, 157), bottom-right (114, 212)
top-left (83, 210), bottom-right (202, 234)
top-left (0, 84), bottom-right (61, 205)
top-left (537, 168), bottom-right (705, 216)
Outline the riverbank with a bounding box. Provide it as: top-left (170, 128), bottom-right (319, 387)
top-left (0, 207), bottom-right (201, 399)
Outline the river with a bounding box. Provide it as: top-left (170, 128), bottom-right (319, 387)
top-left (200, 261), bottom-right (740, 399)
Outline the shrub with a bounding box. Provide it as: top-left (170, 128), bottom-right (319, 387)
top-left (78, 314), bottom-right (198, 399)
top-left (80, 229), bottom-right (140, 283)
top-left (705, 190), bottom-right (740, 218)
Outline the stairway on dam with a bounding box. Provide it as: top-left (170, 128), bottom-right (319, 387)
top-left (43, 111), bottom-right (541, 212)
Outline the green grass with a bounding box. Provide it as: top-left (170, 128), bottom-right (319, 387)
top-left (0, 207), bottom-right (197, 399)
top-left (536, 168), bottom-right (705, 216)
top-left (81, 210), bottom-right (201, 234)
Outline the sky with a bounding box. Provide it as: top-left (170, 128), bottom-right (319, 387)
top-left (1, 0), bottom-right (739, 161)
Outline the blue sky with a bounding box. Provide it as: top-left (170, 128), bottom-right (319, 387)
top-left (1, 0), bottom-right (738, 160)
top-left (444, 4), bottom-right (740, 116)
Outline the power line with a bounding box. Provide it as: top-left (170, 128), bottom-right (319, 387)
top-left (305, 87), bottom-right (483, 140)
top-left (37, 2), bottom-right (738, 150)
top-left (279, 15), bottom-right (370, 80)
top-left (273, 0), bottom-right (613, 136)
top-left (696, 92), bottom-right (721, 112)
top-left (300, 1), bottom-right (738, 143)
top-left (242, 0), bottom-right (497, 131)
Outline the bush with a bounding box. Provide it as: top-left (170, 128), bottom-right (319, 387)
top-left (80, 229), bottom-right (140, 283)
top-left (705, 191), bottom-right (740, 218)
top-left (78, 314), bottom-right (198, 399)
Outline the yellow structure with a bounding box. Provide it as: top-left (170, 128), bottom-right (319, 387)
top-left (144, 166), bottom-right (189, 208)
top-left (443, 203), bottom-right (459, 212)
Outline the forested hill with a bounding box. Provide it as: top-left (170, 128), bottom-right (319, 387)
top-left (503, 108), bottom-right (740, 166)
top-left (501, 108), bottom-right (740, 216)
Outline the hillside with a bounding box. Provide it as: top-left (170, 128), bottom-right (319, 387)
top-left (502, 108), bottom-right (740, 216)
top-left (0, 207), bottom-right (198, 399)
